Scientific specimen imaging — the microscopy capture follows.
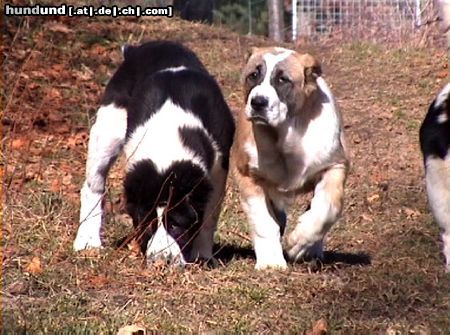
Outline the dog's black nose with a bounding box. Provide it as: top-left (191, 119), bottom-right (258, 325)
top-left (250, 96), bottom-right (268, 111)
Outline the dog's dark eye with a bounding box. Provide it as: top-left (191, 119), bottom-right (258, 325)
top-left (247, 65), bottom-right (262, 82)
top-left (278, 75), bottom-right (290, 84)
top-left (248, 71), bottom-right (259, 81)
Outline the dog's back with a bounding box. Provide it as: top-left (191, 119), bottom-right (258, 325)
top-left (419, 83), bottom-right (450, 271)
top-left (102, 41), bottom-right (207, 107)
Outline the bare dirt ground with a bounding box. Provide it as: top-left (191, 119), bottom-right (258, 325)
top-left (2, 15), bottom-right (450, 334)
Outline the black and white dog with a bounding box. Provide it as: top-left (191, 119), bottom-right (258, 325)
top-left (419, 83), bottom-right (450, 271)
top-left (73, 41), bottom-right (235, 265)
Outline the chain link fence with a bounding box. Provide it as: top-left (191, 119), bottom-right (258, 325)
top-left (212, 0), bottom-right (443, 45)
top-left (289, 0), bottom-right (439, 43)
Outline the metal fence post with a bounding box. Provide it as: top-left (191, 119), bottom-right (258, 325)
top-left (292, 0), bottom-right (298, 41)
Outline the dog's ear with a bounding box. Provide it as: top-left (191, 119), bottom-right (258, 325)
top-left (299, 53), bottom-right (322, 84)
top-left (245, 47), bottom-right (259, 62)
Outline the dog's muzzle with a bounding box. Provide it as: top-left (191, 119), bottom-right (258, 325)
top-left (248, 96), bottom-right (269, 124)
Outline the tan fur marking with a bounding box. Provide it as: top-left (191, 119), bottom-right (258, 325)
top-left (232, 108), bottom-right (255, 177)
top-left (232, 163), bottom-right (264, 199)
top-left (291, 53), bottom-right (322, 96)
top-left (322, 165), bottom-right (347, 216)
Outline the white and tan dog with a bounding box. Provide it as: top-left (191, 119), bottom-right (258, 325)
top-left (232, 47), bottom-right (349, 269)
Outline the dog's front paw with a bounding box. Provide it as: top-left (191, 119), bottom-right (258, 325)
top-left (255, 258), bottom-right (288, 270)
top-left (285, 231), bottom-right (324, 262)
top-left (254, 245), bottom-right (288, 270)
top-left (73, 219), bottom-right (103, 251)
top-left (73, 233), bottom-right (103, 251)
top-left (253, 238), bottom-right (288, 270)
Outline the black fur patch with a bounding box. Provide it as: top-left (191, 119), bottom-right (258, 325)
top-left (101, 41), bottom-right (207, 108)
top-left (420, 89), bottom-right (450, 161)
top-left (179, 126), bottom-right (216, 170)
top-left (267, 199), bottom-right (287, 236)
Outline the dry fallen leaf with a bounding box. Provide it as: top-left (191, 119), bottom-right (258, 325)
top-left (25, 256), bottom-right (43, 275)
top-left (367, 194), bottom-right (380, 203)
top-left (117, 324), bottom-right (146, 335)
top-left (50, 179), bottom-right (61, 193)
top-left (437, 70), bottom-right (448, 79)
top-left (66, 132), bottom-right (88, 149)
top-left (74, 69), bottom-right (94, 81)
top-left (62, 173), bottom-right (72, 186)
top-left (404, 207), bottom-right (421, 219)
top-left (127, 239), bottom-right (142, 258)
top-left (87, 275), bottom-right (109, 288)
top-left (303, 318), bottom-right (328, 335)
top-left (89, 45), bottom-right (107, 56)
top-left (46, 87), bottom-right (62, 100)
top-left (11, 138), bottom-right (30, 150)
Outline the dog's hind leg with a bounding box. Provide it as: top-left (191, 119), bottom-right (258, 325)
top-left (73, 104), bottom-right (127, 251)
top-left (286, 164), bottom-right (347, 262)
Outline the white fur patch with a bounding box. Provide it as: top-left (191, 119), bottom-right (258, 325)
top-left (74, 104), bottom-right (127, 251)
top-left (73, 182), bottom-right (103, 251)
top-left (425, 151), bottom-right (450, 269)
top-left (244, 141), bottom-right (259, 170)
top-left (435, 83), bottom-right (450, 109)
top-left (301, 77), bottom-right (340, 170)
top-left (246, 50), bottom-right (293, 126)
top-left (160, 66), bottom-right (187, 73)
top-left (242, 195), bottom-right (287, 269)
top-left (437, 112), bottom-right (448, 124)
top-left (85, 104), bottom-right (128, 192)
top-left (146, 206), bottom-right (186, 265)
top-left (274, 47), bottom-right (291, 53)
top-left (124, 100), bottom-right (207, 173)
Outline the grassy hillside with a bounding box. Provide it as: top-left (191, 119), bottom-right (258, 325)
top-left (2, 15), bottom-right (449, 333)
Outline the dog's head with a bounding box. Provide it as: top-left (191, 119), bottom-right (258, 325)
top-left (125, 160), bottom-right (212, 262)
top-left (242, 47), bottom-right (321, 127)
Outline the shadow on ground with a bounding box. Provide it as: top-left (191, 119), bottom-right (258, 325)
top-left (322, 250), bottom-right (371, 266)
top-left (213, 243), bottom-right (371, 268)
